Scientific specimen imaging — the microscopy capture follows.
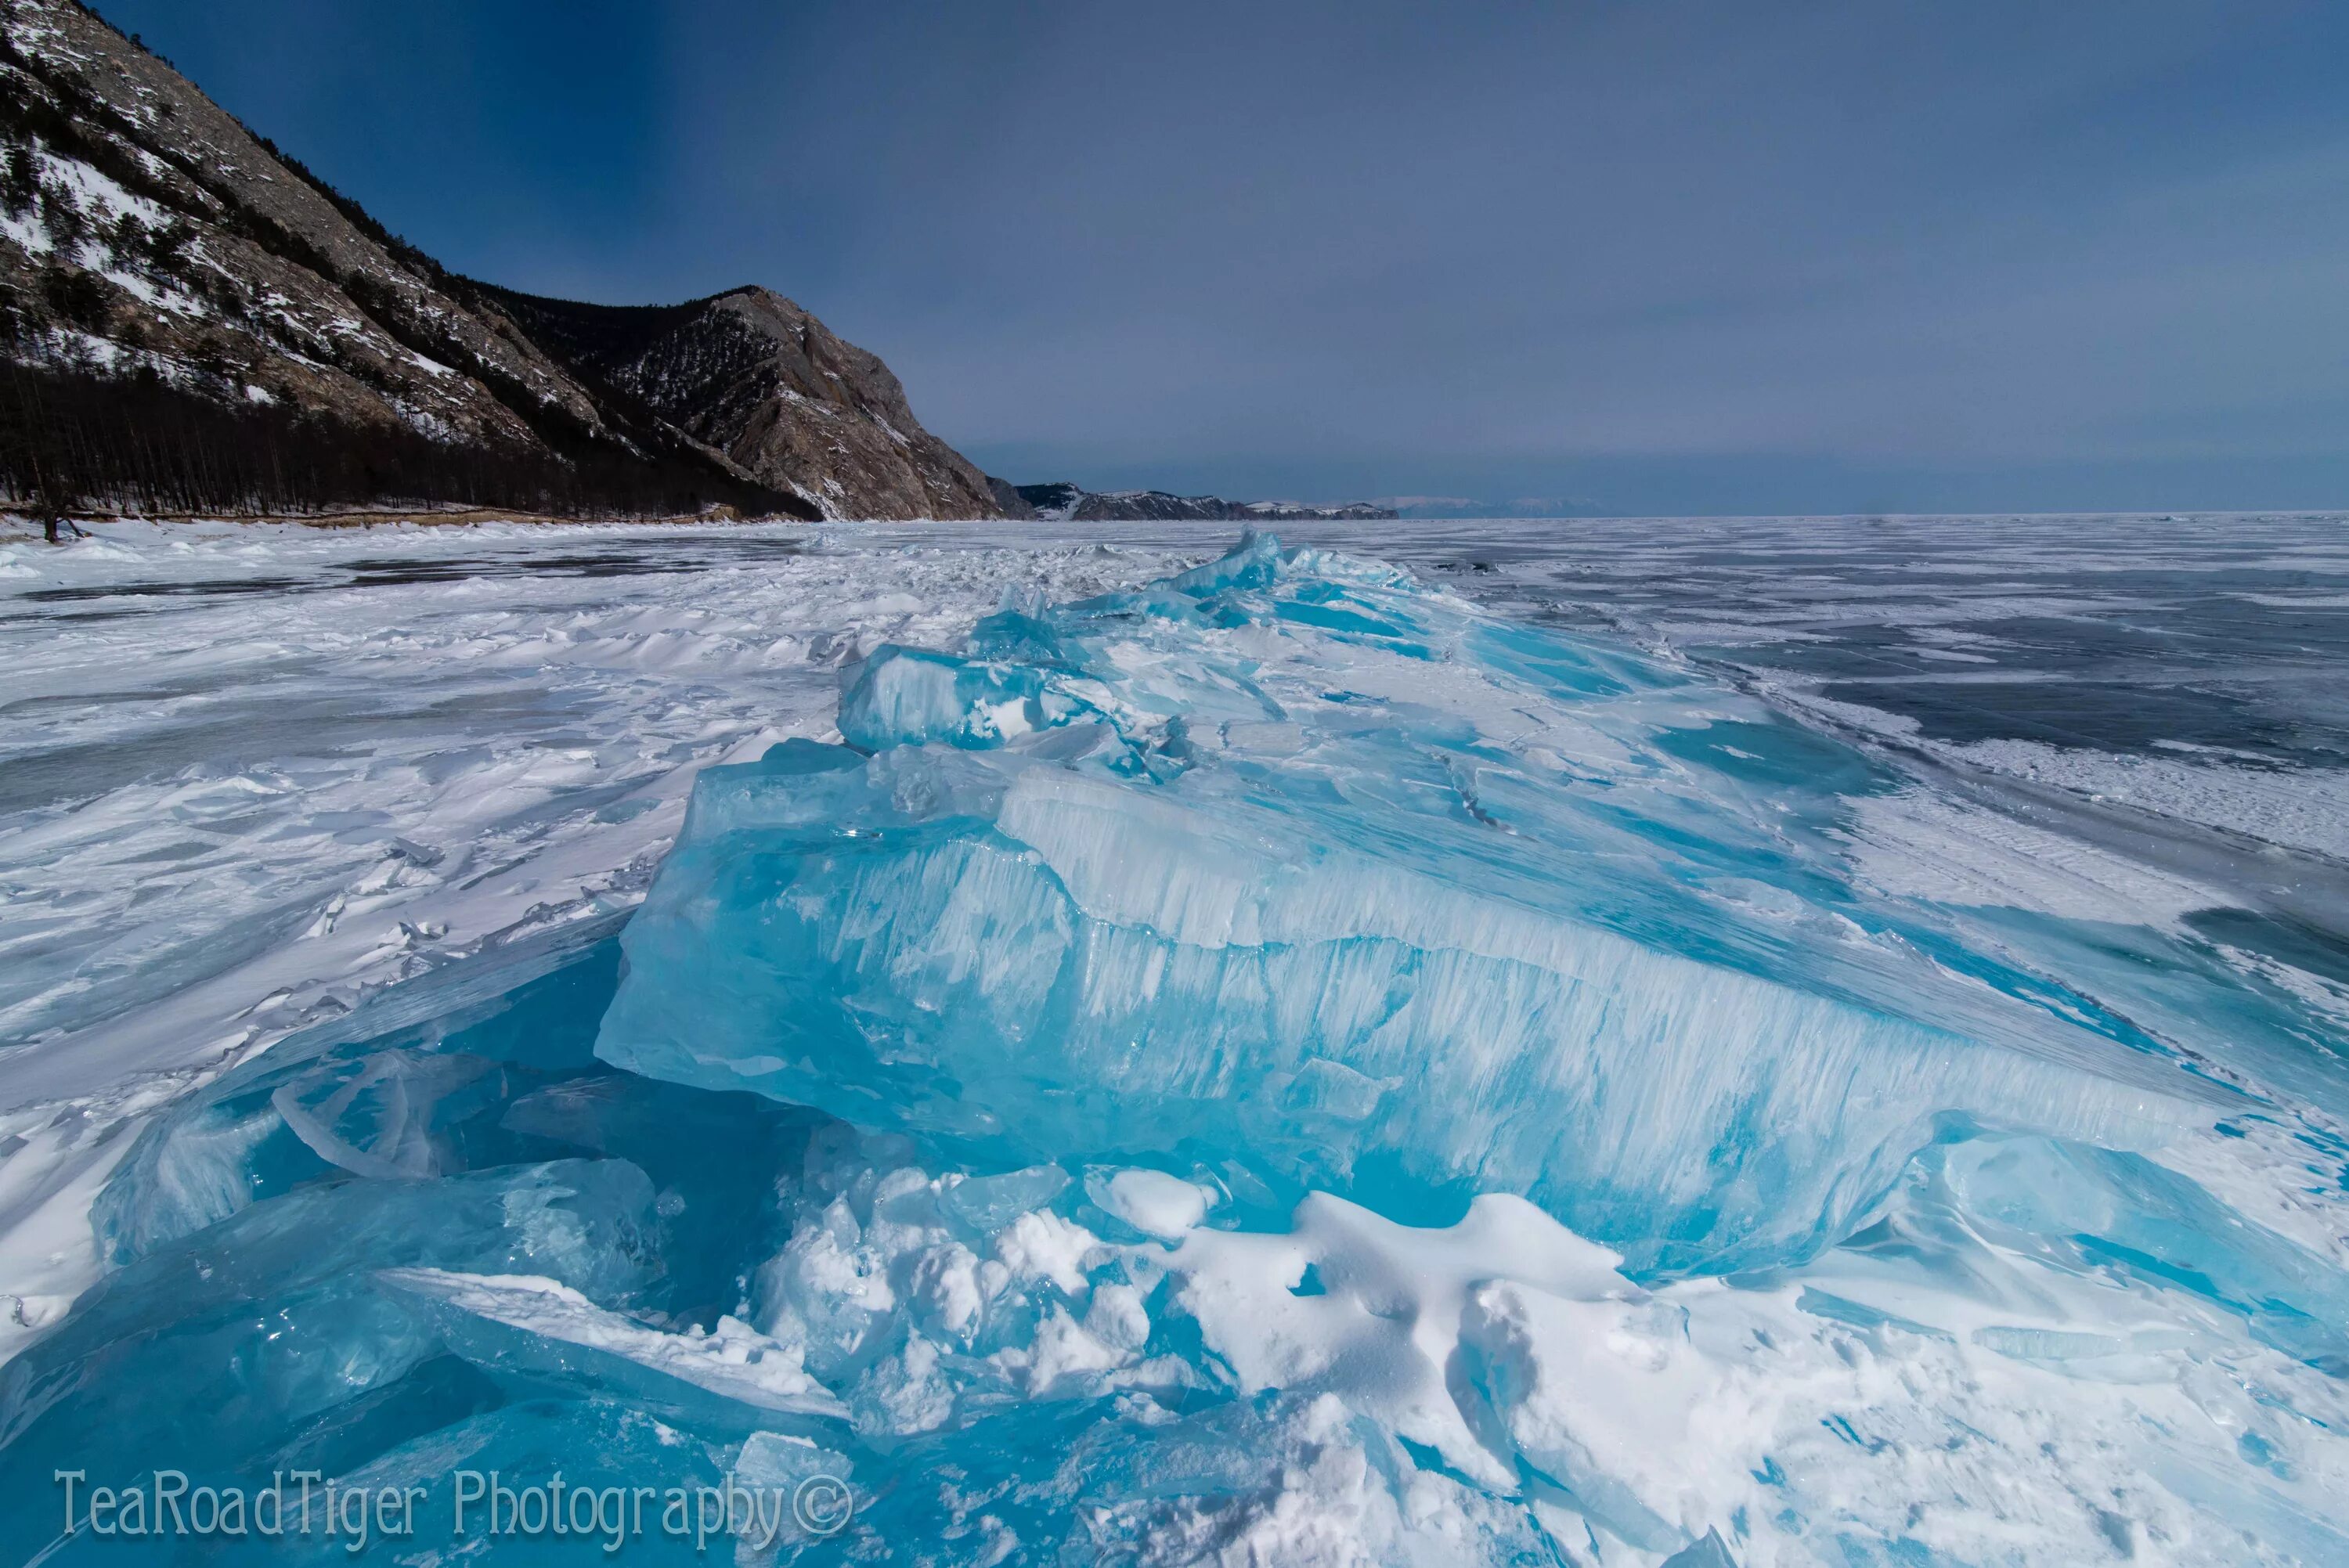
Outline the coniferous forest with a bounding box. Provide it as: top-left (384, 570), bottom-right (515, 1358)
top-left (0, 355), bottom-right (810, 521)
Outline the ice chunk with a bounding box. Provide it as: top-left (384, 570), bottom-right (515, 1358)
top-left (1131, 1151), bottom-right (2349, 1565)
top-left (839, 644), bottom-right (1109, 751)
top-left (1048, 1390), bottom-right (1561, 1568)
top-left (729, 1429), bottom-right (861, 1563)
top-left (0, 1158), bottom-right (659, 1500)
top-left (1091, 1168), bottom-right (1212, 1239)
top-left (380, 1268), bottom-right (846, 1427)
top-left (705, 1134), bottom-right (2349, 1563)
top-left (270, 1048), bottom-right (499, 1181)
top-left (305, 1396), bottom-right (738, 1559)
top-left (601, 537), bottom-right (2214, 1274)
top-left (92, 922), bottom-right (629, 1265)
top-left (87, 1098), bottom-right (283, 1263)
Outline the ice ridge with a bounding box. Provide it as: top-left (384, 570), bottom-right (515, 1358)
top-left (598, 535), bottom-right (2214, 1275)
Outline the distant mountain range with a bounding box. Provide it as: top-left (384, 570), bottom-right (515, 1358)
top-left (1373, 496), bottom-right (1614, 519)
top-left (1001, 482), bottom-right (1395, 523)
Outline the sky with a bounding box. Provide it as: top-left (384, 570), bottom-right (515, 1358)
top-left (88, 0), bottom-right (2349, 514)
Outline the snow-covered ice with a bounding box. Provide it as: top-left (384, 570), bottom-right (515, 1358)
top-left (2, 513), bottom-right (2347, 1564)
top-left (0, 517), bottom-right (1190, 1352)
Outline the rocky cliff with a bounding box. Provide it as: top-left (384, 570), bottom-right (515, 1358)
top-left (477, 286), bottom-right (1001, 521)
top-left (0, 0), bottom-right (1005, 520)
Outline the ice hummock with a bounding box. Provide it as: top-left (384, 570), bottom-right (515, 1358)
top-left (597, 534), bottom-right (2215, 1276)
top-left (27, 923), bottom-right (2349, 1563)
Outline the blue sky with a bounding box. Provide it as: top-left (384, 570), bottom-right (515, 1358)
top-left (92, 0), bottom-right (2349, 514)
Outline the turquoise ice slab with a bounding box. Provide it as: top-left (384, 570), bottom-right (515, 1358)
top-left (598, 536), bottom-right (2221, 1276)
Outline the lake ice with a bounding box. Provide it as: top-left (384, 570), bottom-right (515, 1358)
top-left (2, 515), bottom-right (2347, 1564)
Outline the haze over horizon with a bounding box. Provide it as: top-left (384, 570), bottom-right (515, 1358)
top-left (87, 0), bottom-right (2349, 517)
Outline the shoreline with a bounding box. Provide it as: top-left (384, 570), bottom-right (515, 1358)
top-left (3, 506), bottom-right (805, 531)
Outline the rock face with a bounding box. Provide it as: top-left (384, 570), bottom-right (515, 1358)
top-left (1015, 483), bottom-right (1395, 523)
top-left (0, 0), bottom-right (1004, 520)
top-left (986, 474), bottom-right (1036, 518)
top-left (477, 286), bottom-right (1002, 522)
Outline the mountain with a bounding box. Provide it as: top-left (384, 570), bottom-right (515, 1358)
top-left (474, 285), bottom-right (1001, 521)
top-left (0, 0), bottom-right (1006, 521)
top-left (1012, 482), bottom-right (1395, 523)
top-left (1375, 495), bottom-right (1613, 519)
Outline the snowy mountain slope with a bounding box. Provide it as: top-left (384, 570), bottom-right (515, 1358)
top-left (0, 0), bottom-right (1004, 520)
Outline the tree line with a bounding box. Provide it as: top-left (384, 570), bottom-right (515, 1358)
top-left (0, 358), bottom-right (810, 521)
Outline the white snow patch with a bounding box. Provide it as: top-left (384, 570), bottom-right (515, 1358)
top-left (1845, 788), bottom-right (2227, 927)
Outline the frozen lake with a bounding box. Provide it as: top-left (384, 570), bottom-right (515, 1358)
top-left (2, 513), bottom-right (2347, 1563)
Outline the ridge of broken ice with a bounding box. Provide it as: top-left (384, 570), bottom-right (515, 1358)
top-left (14, 528), bottom-right (2349, 1564)
top-left (45, 973), bottom-right (2349, 1563)
top-left (598, 534), bottom-right (2221, 1275)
